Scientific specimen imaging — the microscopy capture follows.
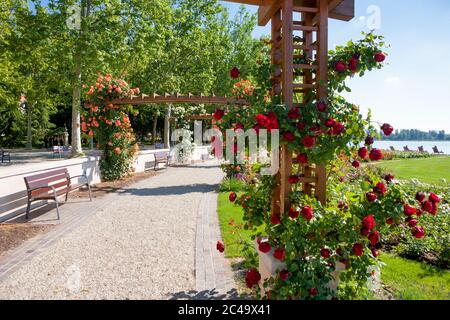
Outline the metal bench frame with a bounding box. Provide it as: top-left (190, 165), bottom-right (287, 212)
top-left (24, 168), bottom-right (92, 220)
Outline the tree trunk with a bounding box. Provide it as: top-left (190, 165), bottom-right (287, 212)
top-left (26, 102), bottom-right (32, 150)
top-left (70, 57), bottom-right (82, 157)
top-left (152, 114), bottom-right (157, 147)
top-left (164, 104), bottom-right (171, 149)
top-left (70, 0), bottom-right (90, 157)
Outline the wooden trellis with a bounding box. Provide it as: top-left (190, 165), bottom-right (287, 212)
top-left (226, 0), bottom-right (355, 214)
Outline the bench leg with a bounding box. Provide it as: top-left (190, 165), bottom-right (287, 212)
top-left (87, 183), bottom-right (92, 201)
top-left (65, 191), bottom-right (69, 202)
top-left (25, 200), bottom-right (31, 220)
top-left (55, 199), bottom-right (61, 220)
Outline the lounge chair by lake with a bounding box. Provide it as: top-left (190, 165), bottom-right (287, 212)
top-left (418, 146), bottom-right (425, 153)
top-left (403, 146), bottom-right (411, 152)
top-left (433, 146), bottom-right (444, 154)
top-left (390, 146), bottom-right (396, 151)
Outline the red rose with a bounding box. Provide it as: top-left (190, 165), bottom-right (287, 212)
top-left (348, 58), bottom-right (358, 72)
top-left (302, 136), bottom-right (316, 149)
top-left (230, 67), bottom-right (241, 79)
top-left (279, 269), bottom-right (290, 281)
top-left (213, 109), bottom-right (225, 121)
top-left (374, 52), bottom-right (386, 63)
top-left (297, 122), bottom-right (306, 131)
top-left (381, 123), bottom-right (394, 136)
top-left (297, 153), bottom-right (308, 164)
top-left (255, 114), bottom-right (268, 127)
top-left (431, 202), bottom-right (438, 216)
top-left (270, 213), bottom-right (281, 225)
top-left (283, 131), bottom-right (295, 142)
top-left (216, 241), bottom-right (225, 253)
top-left (235, 122), bottom-right (244, 130)
top-left (422, 201), bottom-right (433, 213)
top-left (301, 206), bottom-right (314, 221)
top-left (317, 102), bottom-right (327, 112)
top-left (229, 192), bottom-right (237, 202)
top-left (320, 248), bottom-right (331, 259)
top-left (371, 247), bottom-right (379, 258)
top-left (325, 118), bottom-right (336, 128)
top-left (404, 204), bottom-right (417, 216)
top-left (266, 112), bottom-right (279, 131)
top-left (288, 208), bottom-right (300, 219)
top-left (412, 226), bottom-right (425, 239)
top-left (353, 243), bottom-right (363, 257)
top-left (273, 247), bottom-right (286, 261)
top-left (309, 288), bottom-right (318, 297)
top-left (258, 241), bottom-right (272, 254)
top-left (288, 108), bottom-right (301, 120)
top-left (386, 217), bottom-right (395, 225)
top-left (245, 268), bottom-right (261, 288)
top-left (365, 136), bottom-right (374, 145)
top-left (384, 174), bottom-right (395, 183)
top-left (335, 61), bottom-right (347, 72)
top-left (360, 227), bottom-right (370, 236)
top-left (373, 182), bottom-right (387, 195)
top-left (366, 192), bottom-right (378, 202)
top-left (358, 147), bottom-right (368, 159)
top-left (332, 122), bottom-right (345, 135)
top-left (352, 160), bottom-right (360, 168)
top-left (288, 175), bottom-right (299, 184)
top-left (407, 218), bottom-right (418, 228)
top-left (369, 149), bottom-right (383, 161)
top-left (415, 192), bottom-right (426, 203)
top-left (362, 215), bottom-right (376, 230)
top-left (429, 193), bottom-right (440, 204)
top-left (368, 231), bottom-right (379, 246)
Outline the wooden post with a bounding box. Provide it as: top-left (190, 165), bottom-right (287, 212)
top-left (314, 0), bottom-right (329, 205)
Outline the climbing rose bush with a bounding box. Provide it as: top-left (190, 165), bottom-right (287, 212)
top-left (215, 33), bottom-right (437, 300)
top-left (82, 74), bottom-right (140, 181)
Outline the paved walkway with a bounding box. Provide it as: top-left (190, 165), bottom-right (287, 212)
top-left (0, 161), bottom-right (237, 299)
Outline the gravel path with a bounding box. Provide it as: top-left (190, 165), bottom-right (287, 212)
top-left (0, 162), bottom-right (224, 299)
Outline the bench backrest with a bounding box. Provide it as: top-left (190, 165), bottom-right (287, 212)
top-left (154, 152), bottom-right (169, 160)
top-left (24, 168), bottom-right (70, 197)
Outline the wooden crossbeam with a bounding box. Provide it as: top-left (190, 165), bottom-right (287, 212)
top-left (111, 94), bottom-right (248, 106)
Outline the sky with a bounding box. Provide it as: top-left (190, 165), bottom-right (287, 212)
top-left (220, 0), bottom-right (450, 133)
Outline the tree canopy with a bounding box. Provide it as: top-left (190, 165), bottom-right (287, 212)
top-left (0, 0), bottom-right (266, 148)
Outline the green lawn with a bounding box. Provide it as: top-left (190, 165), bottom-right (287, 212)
top-left (377, 156), bottom-right (450, 184)
top-left (217, 192), bottom-right (255, 258)
top-left (380, 252), bottom-right (450, 300)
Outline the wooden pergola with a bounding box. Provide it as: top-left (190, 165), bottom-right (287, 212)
top-left (112, 0), bottom-right (355, 215)
top-left (226, 0), bottom-right (355, 214)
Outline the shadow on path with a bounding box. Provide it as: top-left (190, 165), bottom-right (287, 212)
top-left (169, 288), bottom-right (244, 300)
top-left (118, 183), bottom-right (218, 197)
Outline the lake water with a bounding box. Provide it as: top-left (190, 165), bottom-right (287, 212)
top-left (373, 141), bottom-right (450, 155)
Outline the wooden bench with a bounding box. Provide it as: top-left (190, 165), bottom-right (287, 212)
top-left (1, 149), bottom-right (10, 163)
top-left (24, 168), bottom-right (92, 220)
top-left (154, 152), bottom-right (170, 170)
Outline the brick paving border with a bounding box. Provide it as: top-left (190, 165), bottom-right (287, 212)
top-left (194, 190), bottom-right (238, 299)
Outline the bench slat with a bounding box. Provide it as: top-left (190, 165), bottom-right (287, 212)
top-left (27, 174), bottom-right (69, 189)
top-left (24, 169), bottom-right (68, 183)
